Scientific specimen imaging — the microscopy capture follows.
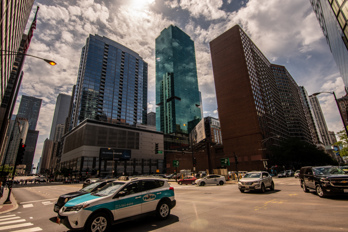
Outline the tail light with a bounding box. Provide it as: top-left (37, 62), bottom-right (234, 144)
top-left (169, 187), bottom-right (174, 191)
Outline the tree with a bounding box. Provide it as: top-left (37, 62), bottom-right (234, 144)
top-left (333, 129), bottom-right (348, 157)
top-left (268, 138), bottom-right (337, 169)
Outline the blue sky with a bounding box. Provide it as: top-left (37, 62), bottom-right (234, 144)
top-left (18, 0), bottom-right (345, 167)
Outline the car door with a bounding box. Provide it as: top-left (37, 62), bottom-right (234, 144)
top-left (207, 175), bottom-right (218, 185)
top-left (113, 181), bottom-right (143, 220)
top-left (141, 180), bottom-right (163, 213)
top-left (304, 168), bottom-right (315, 189)
top-left (262, 172), bottom-right (271, 187)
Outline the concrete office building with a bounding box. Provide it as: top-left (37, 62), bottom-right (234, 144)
top-left (309, 95), bottom-right (332, 146)
top-left (155, 25), bottom-right (202, 134)
top-left (272, 65), bottom-right (312, 143)
top-left (49, 94), bottom-right (71, 141)
top-left (60, 119), bottom-right (164, 177)
top-left (299, 86), bottom-right (323, 145)
top-left (310, 0), bottom-right (348, 91)
top-left (147, 112), bottom-right (156, 126)
top-left (210, 25), bottom-right (293, 170)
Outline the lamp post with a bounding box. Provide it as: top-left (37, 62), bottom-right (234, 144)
top-left (0, 50), bottom-right (57, 66)
top-left (312, 92), bottom-right (348, 137)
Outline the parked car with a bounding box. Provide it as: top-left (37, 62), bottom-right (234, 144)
top-left (195, 175), bottom-right (226, 186)
top-left (299, 166), bottom-right (348, 197)
top-left (177, 176), bottom-right (197, 185)
top-left (238, 171), bottom-right (275, 193)
top-left (54, 180), bottom-right (114, 213)
top-left (286, 170), bottom-right (294, 177)
top-left (82, 177), bottom-right (100, 187)
top-left (294, 170), bottom-right (300, 178)
top-left (277, 171), bottom-right (287, 178)
top-left (57, 177), bottom-right (176, 232)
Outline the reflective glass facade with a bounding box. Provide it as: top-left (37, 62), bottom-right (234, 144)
top-left (310, 0), bottom-right (348, 91)
top-left (71, 35), bottom-right (148, 127)
top-left (156, 25), bottom-right (201, 134)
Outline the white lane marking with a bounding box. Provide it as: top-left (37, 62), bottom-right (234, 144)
top-left (11, 227), bottom-right (42, 232)
top-left (22, 204), bottom-right (33, 208)
top-left (20, 198), bottom-right (56, 204)
top-left (41, 201), bottom-right (52, 206)
top-left (0, 223), bottom-right (33, 231)
top-left (0, 215), bottom-right (16, 219)
top-left (0, 219), bottom-right (25, 225)
top-left (0, 217), bottom-right (20, 222)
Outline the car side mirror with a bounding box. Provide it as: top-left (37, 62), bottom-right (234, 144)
top-left (115, 191), bottom-right (127, 198)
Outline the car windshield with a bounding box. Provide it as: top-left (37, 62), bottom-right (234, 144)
top-left (80, 182), bottom-right (103, 193)
top-left (313, 167), bottom-right (345, 175)
top-left (91, 182), bottom-right (125, 196)
top-left (243, 173), bottom-right (261, 178)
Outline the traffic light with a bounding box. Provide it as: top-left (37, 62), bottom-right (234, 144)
top-left (193, 157), bottom-right (197, 167)
top-left (155, 143), bottom-right (159, 154)
top-left (16, 143), bottom-right (26, 165)
top-left (234, 154), bottom-right (239, 164)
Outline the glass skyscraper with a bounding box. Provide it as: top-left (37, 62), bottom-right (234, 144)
top-left (71, 35), bottom-right (148, 128)
top-left (310, 0), bottom-right (348, 91)
top-left (155, 25), bottom-right (202, 134)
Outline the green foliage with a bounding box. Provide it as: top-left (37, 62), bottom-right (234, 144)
top-left (268, 138), bottom-right (337, 169)
top-left (334, 129), bottom-right (348, 157)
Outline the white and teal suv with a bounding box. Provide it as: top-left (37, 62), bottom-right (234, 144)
top-left (58, 177), bottom-right (176, 232)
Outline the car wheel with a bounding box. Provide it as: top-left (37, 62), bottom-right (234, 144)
top-left (239, 189), bottom-right (245, 193)
top-left (270, 181), bottom-right (275, 191)
top-left (260, 183), bottom-right (266, 193)
top-left (302, 181), bottom-right (309, 192)
top-left (178, 182), bottom-right (182, 185)
top-left (156, 201), bottom-right (170, 220)
top-left (316, 184), bottom-right (327, 198)
top-left (86, 212), bottom-right (110, 232)
top-left (219, 181), bottom-right (224, 185)
top-left (200, 181), bottom-right (205, 186)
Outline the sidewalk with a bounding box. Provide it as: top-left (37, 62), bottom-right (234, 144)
top-left (0, 187), bottom-right (18, 214)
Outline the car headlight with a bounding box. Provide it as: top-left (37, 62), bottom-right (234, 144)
top-left (253, 181), bottom-right (261, 185)
top-left (64, 203), bottom-right (90, 212)
top-left (320, 178), bottom-right (330, 183)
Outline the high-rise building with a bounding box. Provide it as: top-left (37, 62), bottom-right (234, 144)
top-left (299, 86), bottom-right (322, 145)
top-left (71, 35), bottom-right (148, 128)
top-left (310, 0), bottom-right (348, 91)
top-left (17, 95), bottom-right (41, 130)
top-left (0, 3), bottom-right (36, 159)
top-left (49, 94), bottom-right (71, 141)
top-left (337, 94), bottom-right (348, 128)
top-left (272, 64), bottom-right (312, 143)
top-left (0, 1), bottom-right (34, 103)
top-left (147, 112), bottom-right (156, 126)
top-left (210, 25), bottom-right (294, 170)
top-left (309, 95), bottom-right (332, 146)
top-left (329, 131), bottom-right (337, 144)
top-left (16, 95), bottom-right (41, 174)
top-left (155, 25), bottom-right (202, 134)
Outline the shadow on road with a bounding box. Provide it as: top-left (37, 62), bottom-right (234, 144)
top-left (241, 189), bottom-right (281, 194)
top-left (307, 191), bottom-right (348, 201)
top-left (50, 214), bottom-right (179, 232)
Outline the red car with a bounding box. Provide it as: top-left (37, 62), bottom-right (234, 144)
top-left (178, 176), bottom-right (197, 185)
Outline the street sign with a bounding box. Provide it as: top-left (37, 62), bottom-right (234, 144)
top-left (173, 160), bottom-right (179, 167)
top-left (220, 158), bottom-right (230, 166)
top-left (158, 150), bottom-right (163, 154)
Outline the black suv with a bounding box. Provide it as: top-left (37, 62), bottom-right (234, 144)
top-left (299, 166), bottom-right (348, 197)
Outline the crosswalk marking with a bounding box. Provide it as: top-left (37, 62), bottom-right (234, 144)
top-left (22, 204), bottom-right (33, 208)
top-left (0, 219), bottom-right (26, 226)
top-left (11, 227), bottom-right (42, 232)
top-left (0, 223), bottom-right (33, 231)
top-left (0, 216), bottom-right (20, 222)
top-left (0, 215), bottom-right (42, 232)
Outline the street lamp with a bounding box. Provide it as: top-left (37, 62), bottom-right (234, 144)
top-left (0, 50), bottom-right (57, 66)
top-left (312, 91), bottom-right (348, 137)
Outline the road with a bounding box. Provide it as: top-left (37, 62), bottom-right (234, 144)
top-left (0, 177), bottom-right (347, 232)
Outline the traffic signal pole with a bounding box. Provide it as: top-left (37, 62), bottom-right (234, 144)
top-left (4, 139), bottom-right (25, 204)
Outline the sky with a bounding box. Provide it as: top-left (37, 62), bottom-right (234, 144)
top-left (17, 0), bottom-right (346, 168)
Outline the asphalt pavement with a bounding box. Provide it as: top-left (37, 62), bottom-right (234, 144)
top-left (0, 187), bottom-right (18, 214)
